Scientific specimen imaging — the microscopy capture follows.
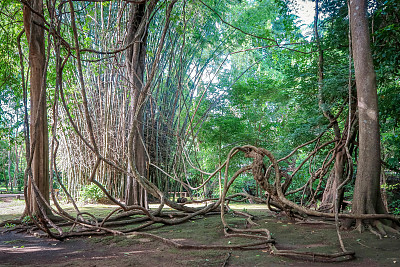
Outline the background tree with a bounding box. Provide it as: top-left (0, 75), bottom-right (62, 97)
top-left (0, 1), bottom-right (25, 192)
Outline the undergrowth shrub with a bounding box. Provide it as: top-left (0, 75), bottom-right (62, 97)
top-left (80, 183), bottom-right (105, 203)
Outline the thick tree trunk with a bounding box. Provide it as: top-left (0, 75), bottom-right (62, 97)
top-left (23, 0), bottom-right (49, 215)
top-left (350, 0), bottom-right (386, 226)
top-left (125, 3), bottom-right (149, 207)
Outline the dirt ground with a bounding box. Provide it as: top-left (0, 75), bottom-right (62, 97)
top-left (1, 197), bottom-right (399, 267)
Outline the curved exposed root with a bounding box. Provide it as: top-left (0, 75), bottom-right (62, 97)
top-left (128, 232), bottom-right (273, 250)
top-left (373, 220), bottom-right (400, 235)
top-left (269, 246), bottom-right (355, 262)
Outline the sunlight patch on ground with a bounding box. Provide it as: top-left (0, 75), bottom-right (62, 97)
top-left (149, 202), bottom-right (269, 211)
top-left (0, 199), bottom-right (25, 216)
top-left (90, 255), bottom-right (119, 260)
top-left (228, 203), bottom-right (269, 210)
top-left (0, 246), bottom-right (62, 253)
top-left (121, 250), bottom-right (157, 255)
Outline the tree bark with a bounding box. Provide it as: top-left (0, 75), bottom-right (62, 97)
top-left (13, 115), bottom-right (20, 190)
top-left (350, 0), bottom-right (386, 226)
top-left (13, 145), bottom-right (19, 189)
top-left (23, 0), bottom-right (50, 215)
top-left (319, 151), bottom-right (345, 211)
top-left (125, 2), bottom-right (152, 207)
top-left (8, 149), bottom-right (12, 191)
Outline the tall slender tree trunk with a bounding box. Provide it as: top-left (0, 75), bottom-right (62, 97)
top-left (13, 146), bottom-right (19, 189)
top-left (13, 115), bottom-right (20, 190)
top-left (8, 149), bottom-right (12, 191)
top-left (23, 0), bottom-right (49, 215)
top-left (350, 0), bottom-right (386, 227)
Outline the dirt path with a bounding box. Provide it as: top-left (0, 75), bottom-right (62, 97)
top-left (0, 230), bottom-right (200, 267)
top-left (1, 230), bottom-right (255, 267)
top-left (0, 231), bottom-right (97, 265)
top-left (1, 228), bottom-right (397, 267)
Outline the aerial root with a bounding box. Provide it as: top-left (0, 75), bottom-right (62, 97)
top-left (269, 245), bottom-right (355, 262)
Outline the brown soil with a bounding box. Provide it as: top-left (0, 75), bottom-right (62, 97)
top-left (0, 198), bottom-right (399, 267)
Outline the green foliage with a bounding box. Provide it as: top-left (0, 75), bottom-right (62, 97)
top-left (373, 0), bottom-right (400, 171)
top-left (21, 215), bottom-right (37, 224)
top-left (230, 174), bottom-right (257, 196)
top-left (4, 223), bottom-right (16, 229)
top-left (80, 183), bottom-right (106, 203)
top-left (382, 181), bottom-right (400, 214)
top-left (389, 199), bottom-right (400, 215)
top-left (0, 1), bottom-right (26, 192)
top-left (372, 0), bottom-right (400, 78)
top-left (22, 216), bottom-right (32, 224)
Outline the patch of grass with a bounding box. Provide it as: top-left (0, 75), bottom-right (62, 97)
top-left (89, 235), bottom-right (120, 245)
top-left (63, 204), bottom-right (117, 218)
top-left (147, 216), bottom-right (224, 245)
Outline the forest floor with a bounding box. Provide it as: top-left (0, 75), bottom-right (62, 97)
top-left (0, 197), bottom-right (399, 267)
